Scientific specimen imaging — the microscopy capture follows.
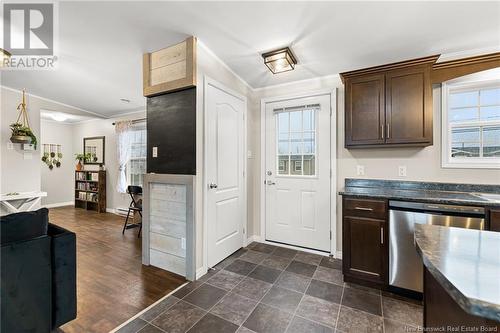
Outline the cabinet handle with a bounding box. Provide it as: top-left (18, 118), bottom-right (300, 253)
top-left (381, 227), bottom-right (384, 244)
top-left (354, 207), bottom-right (374, 211)
top-left (381, 124), bottom-right (384, 139)
top-left (387, 123), bottom-right (390, 139)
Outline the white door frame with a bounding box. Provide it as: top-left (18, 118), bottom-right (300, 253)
top-left (260, 89), bottom-right (337, 257)
top-left (203, 76), bottom-right (248, 272)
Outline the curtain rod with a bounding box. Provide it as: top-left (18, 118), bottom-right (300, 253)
top-left (112, 118), bottom-right (146, 126)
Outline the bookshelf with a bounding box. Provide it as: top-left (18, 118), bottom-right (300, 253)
top-left (75, 170), bottom-right (106, 213)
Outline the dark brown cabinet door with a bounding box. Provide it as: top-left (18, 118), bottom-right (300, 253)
top-left (385, 65), bottom-right (433, 145)
top-left (343, 216), bottom-right (387, 283)
top-left (488, 209), bottom-right (500, 231)
top-left (345, 74), bottom-right (385, 147)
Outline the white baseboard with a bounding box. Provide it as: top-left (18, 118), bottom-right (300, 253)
top-left (196, 266), bottom-right (208, 280)
top-left (106, 208), bottom-right (116, 214)
top-left (245, 235), bottom-right (261, 246)
top-left (335, 250), bottom-right (342, 260)
top-left (43, 201), bottom-right (74, 208)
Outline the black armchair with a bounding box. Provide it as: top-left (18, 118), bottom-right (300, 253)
top-left (1, 208), bottom-right (77, 333)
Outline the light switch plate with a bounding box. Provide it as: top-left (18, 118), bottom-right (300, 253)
top-left (152, 146), bottom-right (158, 158)
top-left (398, 166), bottom-right (407, 177)
top-left (356, 165), bottom-right (365, 176)
top-left (181, 237), bottom-right (186, 250)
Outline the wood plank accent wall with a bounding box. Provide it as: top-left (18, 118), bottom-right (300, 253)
top-left (431, 52), bottom-right (500, 83)
top-left (143, 37), bottom-right (197, 97)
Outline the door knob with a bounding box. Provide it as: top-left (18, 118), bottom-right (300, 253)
top-left (266, 180), bottom-right (276, 185)
top-left (209, 183), bottom-right (218, 189)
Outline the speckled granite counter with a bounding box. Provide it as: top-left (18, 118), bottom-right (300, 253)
top-left (414, 224), bottom-right (500, 322)
top-left (339, 179), bottom-right (500, 206)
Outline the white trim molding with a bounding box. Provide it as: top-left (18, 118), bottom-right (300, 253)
top-left (43, 201), bottom-right (74, 209)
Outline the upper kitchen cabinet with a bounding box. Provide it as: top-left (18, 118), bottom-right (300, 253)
top-left (345, 74), bottom-right (385, 146)
top-left (341, 55), bottom-right (439, 148)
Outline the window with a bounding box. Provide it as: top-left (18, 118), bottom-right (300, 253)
top-left (127, 123), bottom-right (147, 186)
top-left (442, 79), bottom-right (500, 168)
top-left (275, 104), bottom-right (317, 176)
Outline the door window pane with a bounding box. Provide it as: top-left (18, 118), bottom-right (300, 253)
top-left (278, 155), bottom-right (289, 175)
top-left (290, 111), bottom-right (302, 132)
top-left (274, 105), bottom-right (318, 176)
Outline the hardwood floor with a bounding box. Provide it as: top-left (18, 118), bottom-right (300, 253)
top-left (49, 206), bottom-right (185, 333)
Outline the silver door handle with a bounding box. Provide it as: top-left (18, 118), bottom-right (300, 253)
top-left (354, 207), bottom-right (373, 211)
top-left (209, 183), bottom-right (218, 189)
top-left (381, 227), bottom-right (384, 245)
top-left (266, 180), bottom-right (276, 185)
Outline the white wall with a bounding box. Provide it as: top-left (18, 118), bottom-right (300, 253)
top-left (250, 75), bottom-right (500, 250)
top-left (71, 111), bottom-right (146, 211)
top-left (195, 42), bottom-right (255, 270)
top-left (40, 120), bottom-right (75, 206)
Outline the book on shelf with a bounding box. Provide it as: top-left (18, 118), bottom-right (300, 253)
top-left (87, 192), bottom-right (98, 202)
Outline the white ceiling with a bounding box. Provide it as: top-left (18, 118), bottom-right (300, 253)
top-left (2, 1), bottom-right (499, 117)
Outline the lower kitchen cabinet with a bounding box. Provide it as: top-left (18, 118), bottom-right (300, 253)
top-left (488, 208), bottom-right (500, 232)
top-left (342, 197), bottom-right (388, 286)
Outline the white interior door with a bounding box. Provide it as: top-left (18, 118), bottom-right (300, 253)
top-left (265, 94), bottom-right (331, 252)
top-left (207, 82), bottom-right (245, 267)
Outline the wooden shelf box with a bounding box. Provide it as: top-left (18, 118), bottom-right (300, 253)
top-left (74, 170), bottom-right (106, 213)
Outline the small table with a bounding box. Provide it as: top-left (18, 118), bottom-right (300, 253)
top-left (0, 191), bottom-right (48, 215)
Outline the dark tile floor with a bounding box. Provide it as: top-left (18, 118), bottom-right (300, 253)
top-left (116, 242), bottom-right (423, 333)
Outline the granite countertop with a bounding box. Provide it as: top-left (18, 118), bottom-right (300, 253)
top-left (414, 224), bottom-right (500, 322)
top-left (338, 179), bottom-right (500, 206)
top-left (338, 186), bottom-right (500, 206)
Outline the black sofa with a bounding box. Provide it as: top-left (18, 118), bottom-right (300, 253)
top-left (1, 208), bottom-right (77, 333)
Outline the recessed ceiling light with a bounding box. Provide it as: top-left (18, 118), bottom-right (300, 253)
top-left (120, 98), bottom-right (131, 103)
top-left (262, 47), bottom-right (297, 74)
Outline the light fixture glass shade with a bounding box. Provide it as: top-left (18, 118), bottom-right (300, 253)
top-left (262, 47), bottom-right (297, 74)
top-left (0, 48), bottom-right (12, 67)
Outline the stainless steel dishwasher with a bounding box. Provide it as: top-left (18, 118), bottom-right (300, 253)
top-left (389, 200), bottom-right (485, 293)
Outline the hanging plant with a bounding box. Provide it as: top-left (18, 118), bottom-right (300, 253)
top-left (10, 89), bottom-right (37, 149)
top-left (41, 144), bottom-right (62, 170)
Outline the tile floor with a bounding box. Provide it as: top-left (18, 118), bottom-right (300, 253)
top-left (117, 242), bottom-right (423, 333)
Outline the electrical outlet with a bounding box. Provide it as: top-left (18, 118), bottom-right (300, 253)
top-left (356, 165), bottom-right (365, 176)
top-left (152, 146), bottom-right (158, 158)
top-left (398, 166), bottom-right (407, 177)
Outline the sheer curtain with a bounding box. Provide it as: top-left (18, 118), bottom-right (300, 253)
top-left (115, 120), bottom-right (133, 193)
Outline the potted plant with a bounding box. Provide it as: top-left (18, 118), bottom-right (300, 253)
top-left (75, 153), bottom-right (92, 170)
top-left (10, 122), bottom-right (37, 148)
top-left (10, 90), bottom-right (37, 149)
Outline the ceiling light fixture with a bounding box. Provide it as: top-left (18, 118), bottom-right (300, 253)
top-left (262, 47), bottom-right (297, 74)
top-left (50, 113), bottom-right (68, 122)
top-left (0, 48), bottom-right (11, 67)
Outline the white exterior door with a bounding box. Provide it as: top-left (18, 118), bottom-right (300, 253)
top-left (206, 81), bottom-right (246, 267)
top-left (265, 94), bottom-right (331, 252)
